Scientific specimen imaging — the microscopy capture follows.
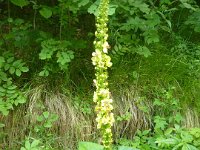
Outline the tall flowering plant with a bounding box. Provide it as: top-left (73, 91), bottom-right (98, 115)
top-left (91, 0), bottom-right (114, 149)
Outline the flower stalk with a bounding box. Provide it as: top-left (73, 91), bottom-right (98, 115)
top-left (91, 0), bottom-right (114, 149)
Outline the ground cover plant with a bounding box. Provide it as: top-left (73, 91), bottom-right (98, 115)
top-left (1, 0), bottom-right (200, 149)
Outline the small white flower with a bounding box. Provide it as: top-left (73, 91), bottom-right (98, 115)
top-left (92, 52), bottom-right (96, 56)
top-left (103, 47), bottom-right (108, 53)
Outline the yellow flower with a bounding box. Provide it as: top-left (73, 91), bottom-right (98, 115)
top-left (92, 0), bottom-right (114, 149)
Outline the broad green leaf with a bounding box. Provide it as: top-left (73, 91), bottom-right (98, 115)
top-left (143, 130), bottom-right (150, 135)
top-left (0, 123), bottom-right (5, 128)
top-left (137, 46), bottom-right (151, 58)
top-left (20, 67), bottom-right (29, 72)
top-left (10, 93), bottom-right (19, 99)
top-left (143, 30), bottom-right (159, 44)
top-left (0, 71), bottom-right (7, 81)
top-left (44, 121), bottom-right (52, 128)
top-left (78, 0), bottom-right (90, 7)
top-left (39, 7), bottom-right (52, 19)
top-left (164, 128), bottom-right (174, 135)
top-left (1, 109), bottom-right (9, 116)
top-left (181, 132), bottom-right (193, 143)
top-left (153, 99), bottom-right (165, 106)
top-left (43, 111), bottom-right (49, 119)
top-left (9, 67), bottom-right (15, 74)
top-left (31, 148), bottom-right (39, 150)
top-left (25, 140), bottom-right (31, 149)
top-left (7, 89), bottom-right (16, 94)
top-left (31, 139), bottom-right (40, 148)
top-left (14, 18), bottom-right (24, 25)
top-left (0, 56), bottom-right (5, 68)
top-left (16, 96), bottom-right (26, 104)
top-left (182, 3), bottom-right (196, 11)
top-left (12, 60), bottom-right (22, 67)
top-left (50, 114), bottom-right (58, 122)
top-left (108, 4), bottom-right (118, 15)
top-left (4, 63), bottom-right (10, 71)
top-left (155, 138), bottom-right (178, 147)
top-left (7, 18), bottom-right (13, 23)
top-left (56, 51), bottom-right (74, 66)
top-left (39, 49), bottom-right (54, 60)
top-left (7, 57), bottom-right (14, 63)
top-left (0, 103), bottom-right (9, 115)
top-left (39, 70), bottom-right (49, 76)
top-left (136, 2), bottom-right (150, 14)
top-left (154, 116), bottom-right (168, 130)
top-left (161, 0), bottom-right (170, 4)
top-left (118, 146), bottom-right (139, 150)
top-left (88, 0), bottom-right (99, 16)
top-left (88, 1), bottom-right (117, 16)
top-left (37, 115), bottom-right (44, 122)
top-left (78, 142), bottom-right (104, 150)
top-left (175, 113), bottom-right (183, 123)
top-left (10, 0), bottom-right (29, 7)
top-left (182, 144), bottom-right (198, 150)
top-left (15, 69), bottom-right (22, 76)
top-left (0, 87), bottom-right (6, 92)
top-left (39, 70), bottom-right (45, 76)
top-left (7, 102), bottom-right (14, 109)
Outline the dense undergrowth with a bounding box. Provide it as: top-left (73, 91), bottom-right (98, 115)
top-left (1, 0), bottom-right (200, 149)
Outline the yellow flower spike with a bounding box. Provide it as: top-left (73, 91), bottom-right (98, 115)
top-left (91, 0), bottom-right (114, 149)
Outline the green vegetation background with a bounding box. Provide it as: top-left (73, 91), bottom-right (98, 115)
top-left (1, 0), bottom-right (200, 149)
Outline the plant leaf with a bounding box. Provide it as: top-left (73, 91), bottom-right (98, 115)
top-left (118, 146), bottom-right (139, 150)
top-left (43, 111), bottom-right (49, 119)
top-left (15, 69), bottom-right (22, 76)
top-left (78, 0), bottom-right (90, 7)
top-left (10, 0), bottom-right (29, 7)
top-left (78, 142), bottom-right (104, 150)
top-left (31, 139), bottom-right (40, 147)
top-left (39, 7), bottom-right (52, 19)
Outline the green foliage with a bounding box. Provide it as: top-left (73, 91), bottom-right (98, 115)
top-left (3, 18), bottom-right (32, 48)
top-left (118, 146), bottom-right (138, 150)
top-left (21, 111), bottom-right (59, 150)
top-left (117, 88), bottom-right (200, 150)
top-left (39, 39), bottom-right (74, 76)
top-left (0, 52), bottom-right (29, 78)
top-left (116, 111), bottom-right (132, 122)
top-left (78, 142), bottom-right (104, 150)
top-left (88, 0), bottom-right (118, 16)
top-left (118, 122), bottom-right (200, 150)
top-left (185, 11), bottom-right (200, 32)
top-left (0, 80), bottom-right (26, 115)
top-left (21, 138), bottom-right (42, 150)
top-left (0, 52), bottom-right (28, 115)
top-left (74, 96), bottom-right (92, 115)
top-left (10, 0), bottom-right (29, 8)
top-left (1, 0), bottom-right (200, 149)
top-left (189, 128), bottom-right (200, 148)
top-left (78, 142), bottom-right (138, 150)
top-left (34, 111), bottom-right (58, 132)
top-left (39, 7), bottom-right (52, 19)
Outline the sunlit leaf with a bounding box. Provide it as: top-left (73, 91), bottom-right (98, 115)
top-left (39, 7), bottom-right (52, 19)
top-left (10, 0), bottom-right (29, 8)
top-left (78, 142), bottom-right (104, 150)
top-left (78, 0), bottom-right (90, 7)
